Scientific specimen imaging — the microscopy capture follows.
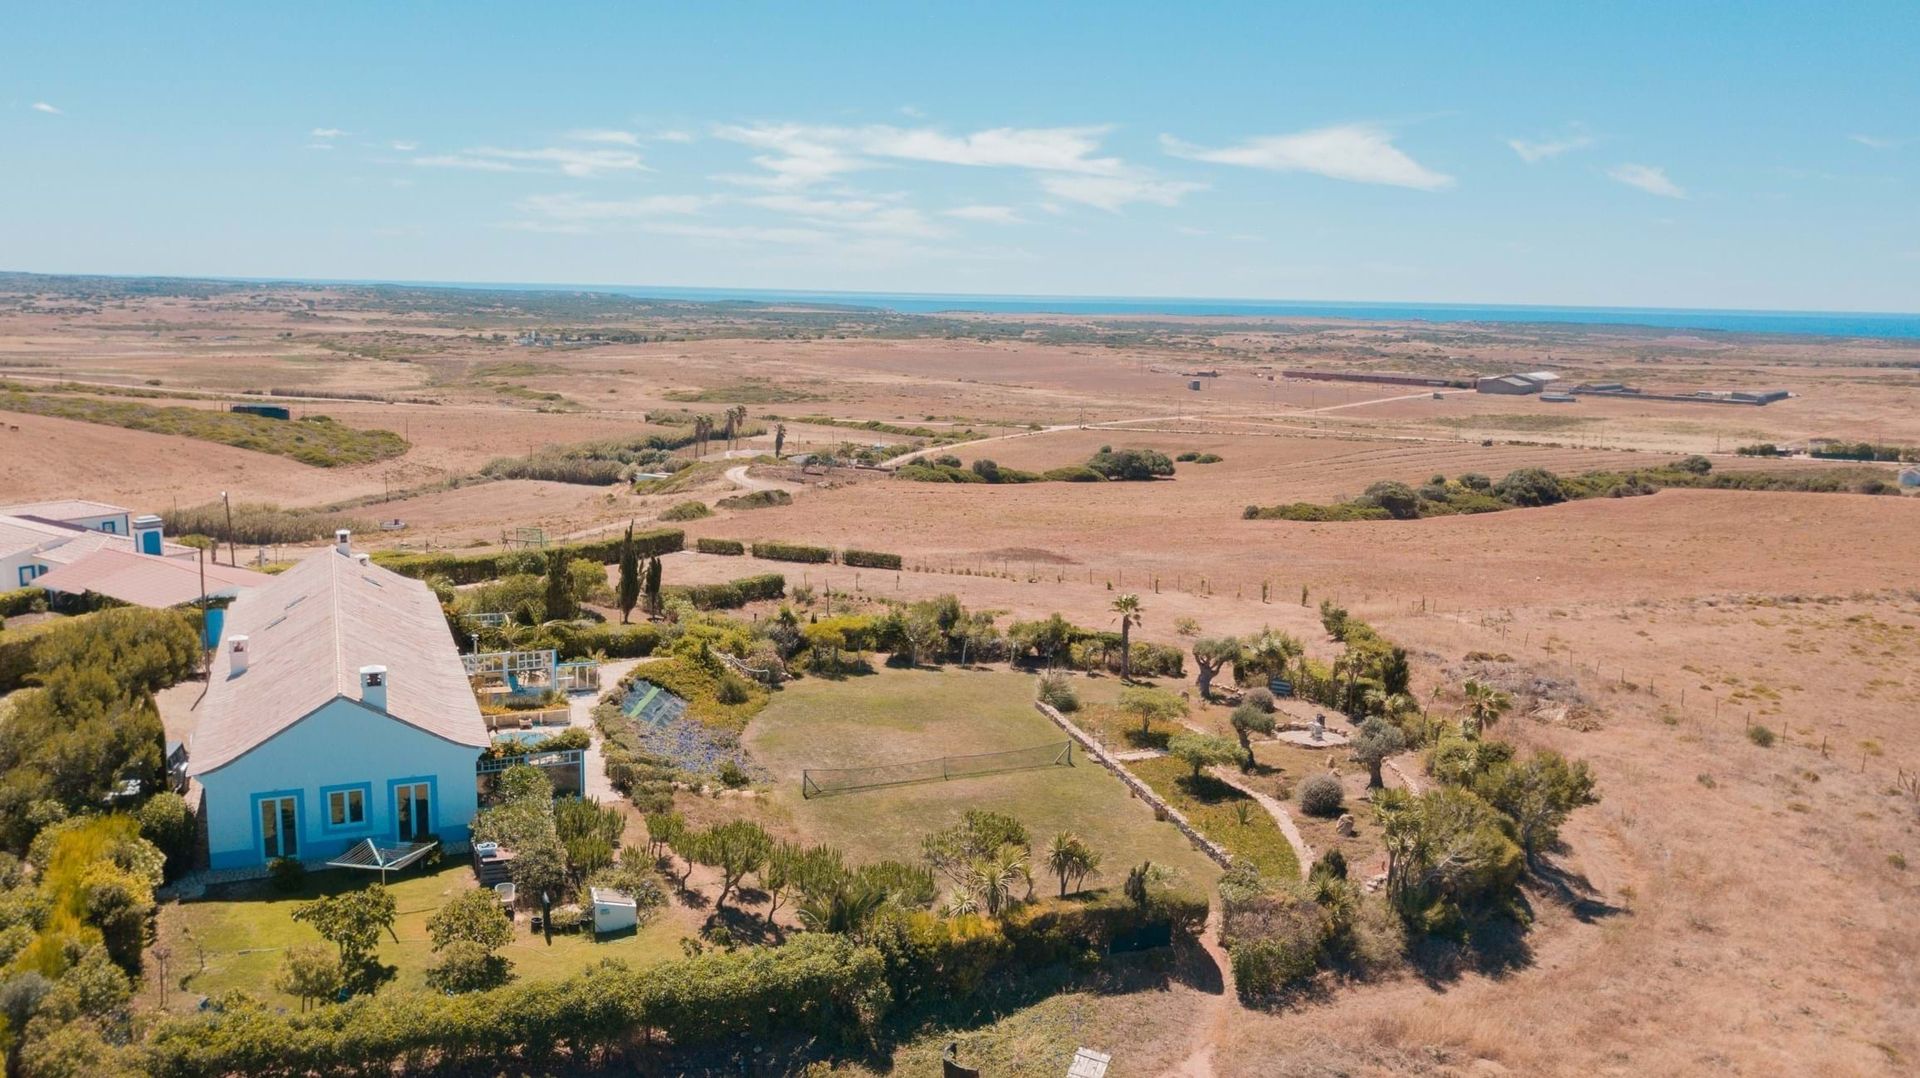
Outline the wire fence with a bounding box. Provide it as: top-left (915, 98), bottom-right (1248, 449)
top-left (802, 740), bottom-right (1072, 798)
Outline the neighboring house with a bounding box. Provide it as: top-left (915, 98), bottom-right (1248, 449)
top-left (189, 533), bottom-right (488, 871)
top-left (1476, 373), bottom-right (1554, 396)
top-left (0, 509), bottom-right (202, 589)
top-left (0, 499), bottom-right (133, 536)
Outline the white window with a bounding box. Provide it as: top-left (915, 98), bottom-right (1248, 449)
top-left (328, 788), bottom-right (365, 827)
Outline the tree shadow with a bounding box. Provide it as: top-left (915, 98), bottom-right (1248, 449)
top-left (1528, 852), bottom-right (1629, 924)
top-left (1403, 901), bottom-right (1537, 988)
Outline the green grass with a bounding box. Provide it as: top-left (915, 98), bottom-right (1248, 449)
top-left (0, 391), bottom-right (407, 466)
top-left (1129, 755), bottom-right (1300, 880)
top-left (743, 667), bottom-right (1218, 887)
top-left (154, 860), bottom-right (688, 1010)
top-left (1434, 413), bottom-right (1599, 432)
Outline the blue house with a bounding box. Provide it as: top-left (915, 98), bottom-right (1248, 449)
top-left (188, 533), bottom-right (489, 872)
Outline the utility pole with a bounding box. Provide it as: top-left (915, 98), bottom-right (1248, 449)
top-left (220, 491), bottom-right (236, 567)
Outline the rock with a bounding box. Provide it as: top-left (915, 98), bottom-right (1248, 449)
top-left (1336, 813), bottom-right (1356, 836)
top-left (1363, 872), bottom-right (1387, 894)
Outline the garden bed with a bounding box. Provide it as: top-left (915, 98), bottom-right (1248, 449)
top-left (1129, 755), bottom-right (1300, 880)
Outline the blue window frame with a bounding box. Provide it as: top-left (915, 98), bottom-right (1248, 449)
top-left (249, 789), bottom-right (302, 861)
top-left (16, 566), bottom-right (36, 587)
top-left (99, 520), bottom-right (117, 534)
top-left (319, 782), bottom-right (373, 834)
top-left (386, 775), bottom-right (438, 843)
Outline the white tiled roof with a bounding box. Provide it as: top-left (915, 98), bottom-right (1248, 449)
top-left (188, 548), bottom-right (487, 775)
top-left (0, 499), bottom-right (130, 522)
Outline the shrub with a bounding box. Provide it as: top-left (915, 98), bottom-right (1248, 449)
top-left (1493, 467), bottom-right (1566, 507)
top-left (136, 792), bottom-right (196, 879)
top-left (1459, 472), bottom-right (1491, 491)
top-left (1041, 465), bottom-right (1104, 482)
top-left (269, 857), bottom-right (306, 892)
top-left (1242, 502), bottom-right (1392, 522)
top-left (541, 621), bottom-right (661, 659)
top-left (663, 573), bottom-right (785, 611)
top-left (716, 489), bottom-right (792, 511)
top-left (841, 548), bottom-right (903, 570)
top-left (1036, 671), bottom-right (1080, 713)
top-left (0, 588), bottom-right (45, 618)
top-left (1297, 773), bottom-right (1345, 817)
top-left (660, 500), bottom-right (713, 521)
top-left (1747, 723), bottom-right (1776, 748)
top-left (695, 537), bottom-right (746, 556)
top-left (1362, 481), bottom-right (1422, 520)
top-left (1086, 447), bottom-right (1175, 481)
top-left (750, 540), bottom-right (833, 564)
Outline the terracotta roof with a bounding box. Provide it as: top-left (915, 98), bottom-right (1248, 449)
top-left (0, 499), bottom-right (129, 522)
top-left (30, 529), bottom-right (198, 565)
top-left (188, 548), bottom-right (488, 775)
top-left (32, 547), bottom-right (269, 608)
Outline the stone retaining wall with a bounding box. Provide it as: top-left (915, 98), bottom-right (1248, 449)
top-left (1032, 699), bottom-right (1234, 869)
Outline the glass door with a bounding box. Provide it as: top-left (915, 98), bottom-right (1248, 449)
top-left (260, 796), bottom-right (297, 859)
top-left (394, 782), bottom-right (431, 841)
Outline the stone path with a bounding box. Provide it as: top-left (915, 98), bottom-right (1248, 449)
top-left (1206, 765), bottom-right (1315, 880)
top-left (573, 658), bottom-right (644, 802)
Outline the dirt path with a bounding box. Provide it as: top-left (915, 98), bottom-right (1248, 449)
top-left (880, 424), bottom-right (1079, 467)
top-left (1164, 901), bottom-right (1236, 1078)
top-left (1206, 764), bottom-right (1315, 879)
top-left (723, 463), bottom-right (801, 493)
top-left (575, 658), bottom-right (646, 802)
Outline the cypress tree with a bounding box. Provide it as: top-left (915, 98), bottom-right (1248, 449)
top-left (616, 522), bottom-right (640, 624)
top-left (543, 549), bottom-right (574, 622)
top-left (644, 556), bottom-right (663, 617)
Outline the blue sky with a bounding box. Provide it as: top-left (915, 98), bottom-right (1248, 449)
top-left (5, 2), bottom-right (1917, 311)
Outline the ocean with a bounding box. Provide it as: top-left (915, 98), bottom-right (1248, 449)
top-left (368, 278), bottom-right (1920, 341)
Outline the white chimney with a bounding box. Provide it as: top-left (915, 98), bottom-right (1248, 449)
top-left (359, 665), bottom-right (388, 711)
top-left (355, 553), bottom-right (370, 566)
top-left (228, 635), bottom-right (250, 676)
top-left (335, 529), bottom-right (352, 556)
top-left (132, 514), bottom-right (165, 556)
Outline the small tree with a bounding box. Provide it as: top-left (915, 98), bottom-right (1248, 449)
top-left (1168, 733), bottom-right (1246, 779)
top-left (425, 888), bottom-right (514, 992)
top-left (616, 523), bottom-right (641, 624)
top-left (1191, 636), bottom-right (1242, 699)
top-left (643, 556), bottom-right (664, 618)
top-left (1110, 594), bottom-right (1144, 680)
top-left (274, 944), bottom-right (342, 1011)
top-left (542, 550), bottom-right (574, 622)
top-left (1229, 702), bottom-right (1275, 762)
top-left (1119, 684), bottom-right (1186, 741)
top-left (1363, 480), bottom-right (1422, 520)
top-left (1351, 716), bottom-right (1408, 788)
top-left (1045, 832), bottom-right (1101, 897)
top-left (697, 820), bottom-right (772, 909)
top-left (774, 422), bottom-right (787, 459)
top-left (1471, 750), bottom-right (1599, 860)
top-left (291, 885), bottom-right (396, 981)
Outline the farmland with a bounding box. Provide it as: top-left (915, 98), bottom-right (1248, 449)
top-left (3, 275), bottom-right (1917, 1074)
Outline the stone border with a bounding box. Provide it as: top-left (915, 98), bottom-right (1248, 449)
top-left (1033, 699), bottom-right (1234, 869)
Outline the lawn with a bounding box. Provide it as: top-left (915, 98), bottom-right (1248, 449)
top-left (149, 860), bottom-right (692, 1010)
top-left (1129, 755), bottom-right (1300, 881)
top-left (740, 666), bottom-right (1219, 889)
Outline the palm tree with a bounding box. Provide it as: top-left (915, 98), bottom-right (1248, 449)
top-left (796, 879), bottom-right (888, 939)
top-left (966, 845), bottom-right (1031, 916)
top-left (1462, 678), bottom-right (1513, 736)
top-left (1111, 593), bottom-right (1143, 681)
top-left (1245, 630), bottom-right (1302, 685)
top-left (1046, 832), bottom-right (1100, 897)
top-left (730, 405), bottom-right (750, 451)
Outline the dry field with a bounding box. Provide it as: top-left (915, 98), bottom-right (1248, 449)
top-left (5, 282), bottom-right (1919, 1074)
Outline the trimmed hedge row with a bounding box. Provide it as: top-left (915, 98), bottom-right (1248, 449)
top-left (750, 540), bottom-right (832, 564)
top-left (841, 549), bottom-right (903, 570)
top-left (373, 528), bottom-right (683, 584)
top-left (664, 573), bottom-right (785, 611)
top-left (544, 622), bottom-right (662, 660)
top-left (695, 537), bottom-right (745, 556)
top-left (144, 935), bottom-right (889, 1077)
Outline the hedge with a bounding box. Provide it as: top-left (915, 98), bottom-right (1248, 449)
top-left (663, 573), bottom-right (785, 611)
top-left (0, 587), bottom-right (45, 618)
top-left (373, 528), bottom-right (683, 584)
top-left (840, 549), bottom-right (903, 571)
top-left (750, 540), bottom-right (832, 564)
top-left (695, 537), bottom-right (745, 556)
top-left (143, 934), bottom-right (889, 1077)
top-left (543, 622), bottom-right (662, 660)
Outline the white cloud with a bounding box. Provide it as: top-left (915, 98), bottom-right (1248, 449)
top-left (1849, 133), bottom-right (1899, 150)
top-left (644, 221), bottom-right (834, 245)
top-left (1607, 162), bottom-right (1686, 199)
top-left (1037, 174), bottom-right (1205, 212)
top-left (310, 127), bottom-right (347, 138)
top-left (519, 192), bottom-right (716, 221)
top-left (31, 102), bottom-right (61, 115)
top-left (566, 128), bottom-right (640, 146)
top-left (712, 122), bottom-right (1126, 188)
top-left (653, 129), bottom-right (695, 143)
top-left (390, 140), bottom-right (418, 152)
top-left (1163, 124), bottom-right (1453, 191)
top-left (942, 204), bottom-right (1025, 224)
top-left (414, 145), bottom-right (648, 177)
top-left (1507, 127), bottom-right (1596, 163)
top-left (305, 143), bottom-right (336, 151)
